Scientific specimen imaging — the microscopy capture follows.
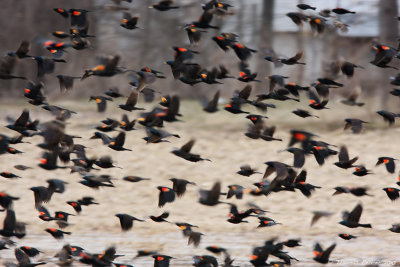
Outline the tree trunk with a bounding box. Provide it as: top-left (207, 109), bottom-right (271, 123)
top-left (378, 0), bottom-right (399, 109)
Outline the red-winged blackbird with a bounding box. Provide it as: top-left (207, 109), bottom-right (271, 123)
top-left (78, 197), bottom-right (99, 206)
top-left (352, 165), bottom-right (372, 176)
top-left (24, 81), bottom-right (46, 105)
top-left (225, 100), bottom-right (249, 114)
top-left (0, 209), bottom-right (25, 238)
top-left (256, 216), bottom-right (281, 228)
top-left (69, 9), bottom-right (89, 27)
top-left (193, 255), bottom-right (218, 267)
top-left (309, 16), bottom-right (326, 34)
top-left (123, 176), bottom-right (150, 183)
top-left (105, 132), bottom-right (131, 151)
top-left (268, 75), bottom-right (288, 92)
top-left (286, 12), bottom-right (309, 26)
top-left (150, 1), bottom-right (179, 11)
top-left (199, 181), bottom-right (224, 206)
top-left (105, 87), bottom-right (124, 98)
top-left (206, 245), bottom-right (226, 254)
top-left (191, 8), bottom-right (218, 29)
top-left (149, 211), bottom-right (170, 223)
top-left (237, 62), bottom-right (260, 83)
top-left (231, 43), bottom-right (257, 61)
top-left (338, 234), bottom-right (357, 240)
top-left (332, 8), bottom-right (356, 14)
top-left (237, 164), bottom-right (261, 177)
top-left (227, 203), bottom-right (255, 224)
top-left (45, 228), bottom-right (71, 239)
top-left (383, 188), bottom-right (400, 201)
top-left (317, 78), bottom-right (343, 87)
top-left (89, 96), bottom-right (113, 113)
top-left (67, 201), bottom-right (82, 213)
top-left (94, 156), bottom-right (120, 169)
top-left (348, 187), bottom-right (372, 197)
top-left (388, 223), bottom-right (400, 233)
top-left (31, 187), bottom-right (53, 209)
top-left (54, 211), bottom-right (74, 228)
top-left (79, 174), bottom-right (115, 189)
top-left (292, 109), bottom-right (318, 119)
top-left (32, 56), bottom-right (66, 78)
top-left (56, 75), bottom-right (80, 92)
top-left (280, 239), bottom-right (301, 247)
top-left (115, 214), bottom-right (144, 231)
top-left (313, 242), bottom-right (336, 264)
top-left (293, 170), bottom-right (321, 198)
top-left (169, 178), bottom-right (195, 197)
top-left (7, 41), bottom-right (31, 59)
top-left (172, 139), bottom-right (211, 162)
top-left (281, 147), bottom-right (305, 168)
top-left (153, 254), bottom-right (174, 266)
top-left (14, 248), bottom-right (45, 266)
top-left (0, 172), bottom-right (20, 179)
top-left (344, 118), bottom-right (367, 134)
top-left (144, 127), bottom-right (180, 143)
top-left (184, 26), bottom-right (204, 45)
top-left (20, 246), bottom-right (42, 257)
top-left (0, 55), bottom-right (26, 80)
top-left (339, 203), bottom-right (371, 228)
top-left (212, 33), bottom-right (237, 51)
top-left (377, 110), bottom-right (399, 125)
top-left (370, 44), bottom-right (397, 69)
top-left (82, 55), bottom-right (126, 80)
top-left (14, 165), bottom-right (31, 171)
top-left (340, 61), bottom-right (363, 78)
top-left (297, 4), bottom-right (316, 10)
top-left (280, 51), bottom-right (305, 65)
top-left (201, 90), bottom-right (220, 113)
top-left (157, 186), bottom-right (176, 207)
top-left (38, 206), bottom-right (54, 221)
top-left (376, 157), bottom-right (397, 173)
top-left (187, 230), bottom-right (204, 247)
top-left (310, 211), bottom-right (334, 226)
top-left (0, 192), bottom-right (19, 210)
top-left (227, 185), bottom-right (245, 199)
top-left (135, 249), bottom-right (158, 257)
top-left (334, 145), bottom-right (358, 169)
top-left (390, 88), bottom-right (400, 97)
top-left (308, 89), bottom-right (328, 110)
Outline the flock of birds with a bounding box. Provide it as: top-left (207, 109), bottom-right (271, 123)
top-left (1, 0), bottom-right (400, 266)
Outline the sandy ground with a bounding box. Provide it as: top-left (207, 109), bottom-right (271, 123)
top-left (0, 96), bottom-right (400, 266)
